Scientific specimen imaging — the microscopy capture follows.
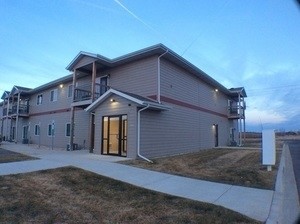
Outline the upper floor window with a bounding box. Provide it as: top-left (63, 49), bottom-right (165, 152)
top-left (37, 94), bottom-right (43, 105)
top-left (96, 76), bottom-right (108, 96)
top-left (68, 85), bottom-right (73, 98)
top-left (50, 89), bottom-right (58, 102)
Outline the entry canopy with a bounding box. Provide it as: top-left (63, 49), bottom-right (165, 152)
top-left (85, 89), bottom-right (171, 112)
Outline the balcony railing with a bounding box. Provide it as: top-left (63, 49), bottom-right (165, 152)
top-left (2, 108), bottom-right (12, 116)
top-left (12, 104), bottom-right (29, 115)
top-left (73, 84), bottom-right (110, 102)
top-left (228, 106), bottom-right (245, 119)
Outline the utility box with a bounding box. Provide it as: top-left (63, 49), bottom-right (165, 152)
top-left (262, 130), bottom-right (276, 169)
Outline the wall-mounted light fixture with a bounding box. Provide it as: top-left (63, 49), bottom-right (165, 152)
top-left (214, 88), bottom-right (218, 92)
top-left (110, 98), bottom-right (116, 102)
top-left (59, 84), bottom-right (64, 88)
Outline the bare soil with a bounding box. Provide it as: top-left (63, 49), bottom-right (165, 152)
top-left (122, 148), bottom-right (281, 190)
top-left (0, 167), bottom-right (260, 224)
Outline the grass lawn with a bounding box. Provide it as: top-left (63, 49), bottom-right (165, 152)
top-left (0, 167), bottom-right (260, 224)
top-left (0, 148), bottom-right (37, 163)
top-left (121, 148), bottom-right (281, 190)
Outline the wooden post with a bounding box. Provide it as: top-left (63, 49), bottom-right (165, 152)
top-left (91, 62), bottom-right (96, 101)
top-left (15, 92), bottom-right (20, 143)
top-left (69, 70), bottom-right (77, 151)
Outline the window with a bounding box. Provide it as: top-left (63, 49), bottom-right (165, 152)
top-left (95, 76), bottom-right (109, 96)
top-left (68, 85), bottom-right (73, 98)
top-left (66, 123), bottom-right (71, 137)
top-left (50, 89), bottom-right (58, 102)
top-left (37, 94), bottom-right (43, 105)
top-left (48, 123), bottom-right (54, 136)
top-left (22, 126), bottom-right (28, 139)
top-left (34, 124), bottom-right (40, 136)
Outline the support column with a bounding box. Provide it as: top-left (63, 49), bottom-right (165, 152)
top-left (69, 70), bottom-right (77, 151)
top-left (91, 62), bottom-right (96, 101)
top-left (15, 92), bottom-right (20, 143)
top-left (238, 93), bottom-right (242, 146)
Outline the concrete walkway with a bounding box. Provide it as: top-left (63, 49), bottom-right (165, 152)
top-left (0, 142), bottom-right (275, 222)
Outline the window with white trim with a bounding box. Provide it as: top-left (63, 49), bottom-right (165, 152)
top-left (50, 89), bottom-right (58, 102)
top-left (48, 124), bottom-right (54, 136)
top-left (37, 94), bottom-right (43, 105)
top-left (34, 124), bottom-right (40, 136)
top-left (68, 85), bottom-right (73, 98)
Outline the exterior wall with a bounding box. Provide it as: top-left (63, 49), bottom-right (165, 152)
top-left (104, 56), bottom-right (158, 97)
top-left (94, 94), bottom-right (138, 158)
top-left (30, 82), bottom-right (73, 115)
top-left (160, 59), bottom-right (229, 114)
top-left (137, 58), bottom-right (236, 158)
top-left (140, 106), bottom-right (230, 158)
top-left (1, 117), bottom-right (11, 141)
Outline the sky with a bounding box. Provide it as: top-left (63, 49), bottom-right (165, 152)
top-left (0, 0), bottom-right (300, 132)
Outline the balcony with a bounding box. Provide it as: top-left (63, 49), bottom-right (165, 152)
top-left (72, 84), bottom-right (110, 107)
top-left (2, 108), bottom-right (12, 116)
top-left (11, 104), bottom-right (29, 117)
top-left (228, 106), bottom-right (245, 119)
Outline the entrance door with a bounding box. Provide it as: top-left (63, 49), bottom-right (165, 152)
top-left (102, 115), bottom-right (127, 156)
top-left (214, 124), bottom-right (219, 147)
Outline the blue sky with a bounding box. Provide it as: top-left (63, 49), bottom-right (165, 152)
top-left (1, 0), bottom-right (300, 131)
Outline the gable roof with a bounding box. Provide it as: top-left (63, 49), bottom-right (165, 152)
top-left (66, 44), bottom-right (246, 98)
top-left (10, 85), bottom-right (32, 95)
top-left (1, 91), bottom-right (10, 100)
top-left (229, 87), bottom-right (247, 97)
top-left (85, 89), bottom-right (171, 112)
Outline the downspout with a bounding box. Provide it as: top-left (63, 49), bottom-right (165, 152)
top-left (157, 50), bottom-right (169, 103)
top-left (137, 105), bottom-right (153, 163)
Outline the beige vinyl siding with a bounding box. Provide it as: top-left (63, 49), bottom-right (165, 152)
top-left (73, 56), bottom-right (97, 70)
top-left (73, 109), bottom-right (90, 149)
top-left (136, 58), bottom-right (234, 158)
top-left (160, 59), bottom-right (229, 114)
top-left (104, 56), bottom-right (158, 97)
top-left (140, 107), bottom-right (230, 158)
top-left (29, 81), bottom-right (73, 115)
top-left (27, 108), bottom-right (89, 149)
top-left (94, 95), bottom-right (138, 158)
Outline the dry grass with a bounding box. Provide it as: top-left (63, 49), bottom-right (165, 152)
top-left (0, 167), bottom-right (260, 224)
top-left (122, 148), bottom-right (280, 190)
top-left (0, 148), bottom-right (37, 163)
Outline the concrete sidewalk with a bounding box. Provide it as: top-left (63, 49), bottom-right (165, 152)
top-left (0, 142), bottom-right (274, 222)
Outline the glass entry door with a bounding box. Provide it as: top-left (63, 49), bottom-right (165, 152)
top-left (102, 115), bottom-right (127, 156)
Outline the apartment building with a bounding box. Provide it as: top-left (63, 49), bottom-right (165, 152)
top-left (0, 44), bottom-right (246, 159)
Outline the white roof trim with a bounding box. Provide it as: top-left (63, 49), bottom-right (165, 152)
top-left (85, 89), bottom-right (170, 112)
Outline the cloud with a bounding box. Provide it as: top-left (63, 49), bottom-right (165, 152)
top-left (246, 108), bottom-right (287, 125)
top-left (243, 58), bottom-right (300, 81)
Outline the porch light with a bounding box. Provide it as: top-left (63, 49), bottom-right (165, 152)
top-left (110, 99), bottom-right (116, 102)
top-left (59, 84), bottom-right (64, 88)
top-left (215, 88), bottom-right (218, 92)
